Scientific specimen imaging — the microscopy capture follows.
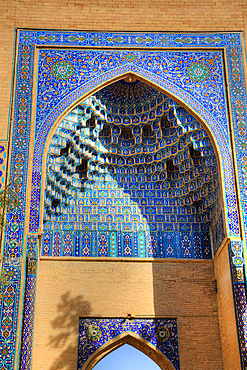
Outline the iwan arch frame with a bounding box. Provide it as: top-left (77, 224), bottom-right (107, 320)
top-left (38, 70), bottom-right (226, 262)
top-left (1, 29), bottom-right (247, 370)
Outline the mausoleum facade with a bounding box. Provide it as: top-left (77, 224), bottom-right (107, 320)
top-left (1, 28), bottom-right (247, 370)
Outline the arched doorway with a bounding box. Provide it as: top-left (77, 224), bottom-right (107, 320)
top-left (93, 344), bottom-right (160, 370)
top-left (41, 75), bottom-right (225, 259)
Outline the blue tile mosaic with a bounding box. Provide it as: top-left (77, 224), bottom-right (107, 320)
top-left (19, 235), bottom-right (38, 369)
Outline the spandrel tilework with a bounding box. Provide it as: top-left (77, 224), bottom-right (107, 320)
top-left (78, 318), bottom-right (179, 370)
top-left (42, 78), bottom-right (224, 259)
top-left (1, 30), bottom-right (247, 370)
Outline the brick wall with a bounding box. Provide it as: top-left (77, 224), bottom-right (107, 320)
top-left (214, 244), bottom-right (241, 370)
top-left (33, 259), bottom-right (223, 370)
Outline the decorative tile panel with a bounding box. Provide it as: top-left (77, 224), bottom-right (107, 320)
top-left (0, 143), bottom-right (7, 189)
top-left (19, 235), bottom-right (38, 370)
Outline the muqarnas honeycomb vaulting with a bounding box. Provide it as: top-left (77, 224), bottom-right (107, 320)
top-left (42, 77), bottom-right (225, 259)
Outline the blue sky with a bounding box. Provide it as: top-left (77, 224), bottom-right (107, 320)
top-left (93, 344), bottom-right (160, 370)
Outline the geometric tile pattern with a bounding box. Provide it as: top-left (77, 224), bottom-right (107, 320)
top-left (78, 318), bottom-right (179, 370)
top-left (19, 235), bottom-right (38, 370)
top-left (1, 30), bottom-right (246, 370)
top-left (0, 257), bottom-right (21, 370)
top-left (0, 142), bottom-right (7, 189)
top-left (42, 229), bottom-right (212, 259)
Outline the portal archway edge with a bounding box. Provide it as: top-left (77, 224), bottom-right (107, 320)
top-left (82, 331), bottom-right (176, 370)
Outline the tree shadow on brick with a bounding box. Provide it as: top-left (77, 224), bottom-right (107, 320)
top-left (49, 291), bottom-right (92, 370)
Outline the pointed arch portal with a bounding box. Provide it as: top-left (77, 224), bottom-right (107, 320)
top-left (78, 319), bottom-right (178, 370)
top-left (41, 75), bottom-right (225, 259)
top-left (1, 30), bottom-right (247, 370)
top-left (92, 344), bottom-right (161, 370)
